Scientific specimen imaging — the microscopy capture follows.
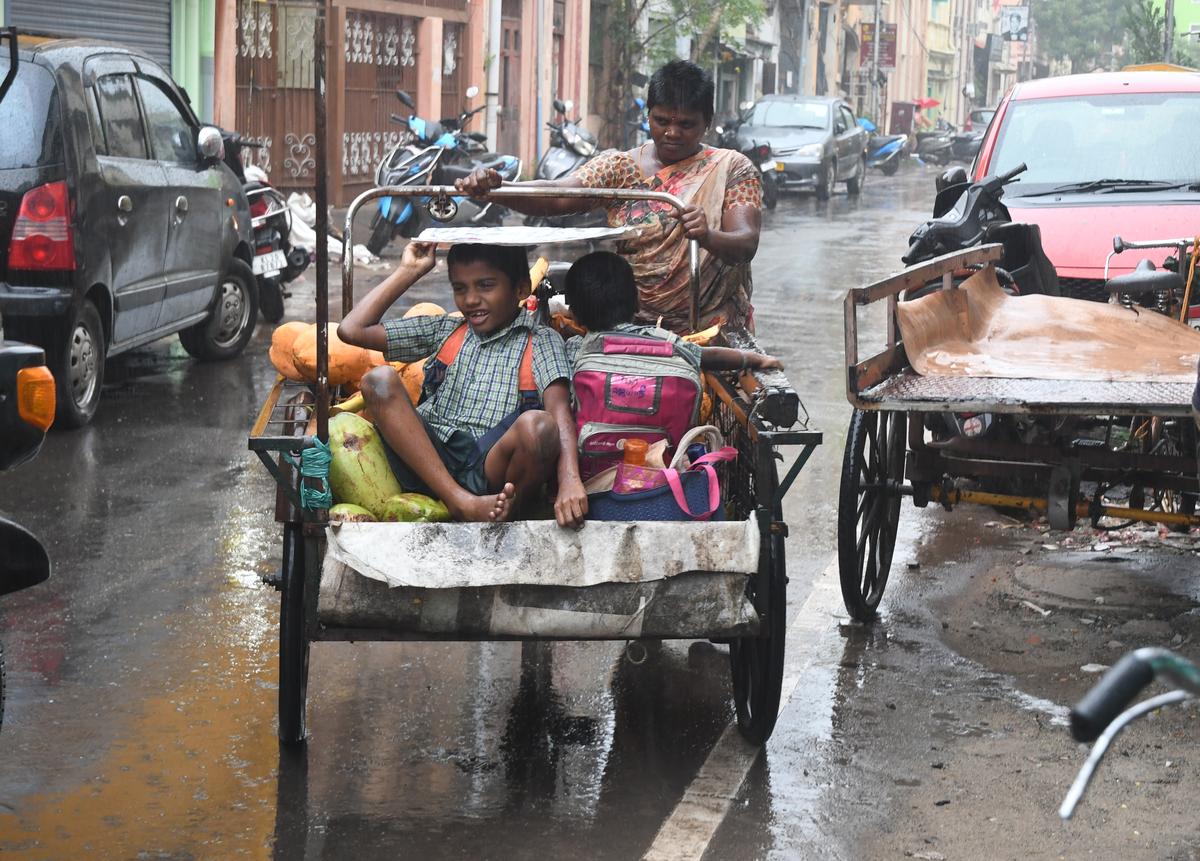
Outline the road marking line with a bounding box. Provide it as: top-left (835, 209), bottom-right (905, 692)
top-left (641, 560), bottom-right (844, 861)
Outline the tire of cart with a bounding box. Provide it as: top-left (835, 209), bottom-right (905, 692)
top-left (278, 522), bottom-right (310, 746)
top-left (838, 409), bottom-right (906, 622)
top-left (728, 455), bottom-right (787, 744)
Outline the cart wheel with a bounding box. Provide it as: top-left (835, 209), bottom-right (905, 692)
top-left (278, 523), bottom-right (310, 746)
top-left (838, 410), bottom-right (906, 622)
top-left (729, 459), bottom-right (788, 747)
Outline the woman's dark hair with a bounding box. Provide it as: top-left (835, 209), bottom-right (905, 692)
top-left (446, 244), bottom-right (531, 292)
top-left (646, 59), bottom-right (715, 125)
top-left (565, 251), bottom-right (638, 331)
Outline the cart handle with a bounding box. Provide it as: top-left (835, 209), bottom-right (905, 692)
top-left (342, 185), bottom-right (702, 331)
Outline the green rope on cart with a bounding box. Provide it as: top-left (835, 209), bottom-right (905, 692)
top-left (284, 438), bottom-right (333, 510)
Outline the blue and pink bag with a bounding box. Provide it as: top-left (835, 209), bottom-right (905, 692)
top-left (571, 329), bottom-right (702, 480)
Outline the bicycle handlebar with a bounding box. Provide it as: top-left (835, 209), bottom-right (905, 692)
top-left (1069, 651), bottom-right (1156, 742)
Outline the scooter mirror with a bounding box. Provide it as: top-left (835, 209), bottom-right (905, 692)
top-left (396, 89), bottom-right (416, 109)
top-left (936, 166), bottom-right (969, 193)
top-left (0, 516), bottom-right (50, 596)
top-left (553, 98), bottom-right (567, 115)
top-left (466, 85), bottom-right (479, 99)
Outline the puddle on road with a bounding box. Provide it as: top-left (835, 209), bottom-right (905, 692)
top-left (1, 486), bottom-right (282, 858)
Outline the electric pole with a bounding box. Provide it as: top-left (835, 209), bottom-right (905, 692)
top-left (1165, 0), bottom-right (1176, 63)
top-left (872, 0), bottom-right (882, 126)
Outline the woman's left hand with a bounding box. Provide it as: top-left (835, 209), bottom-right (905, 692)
top-left (677, 205), bottom-right (709, 245)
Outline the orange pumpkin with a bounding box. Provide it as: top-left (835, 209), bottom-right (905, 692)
top-left (400, 359), bottom-right (427, 404)
top-left (403, 302), bottom-right (446, 318)
top-left (269, 321), bottom-right (311, 381)
top-left (291, 326), bottom-right (377, 386)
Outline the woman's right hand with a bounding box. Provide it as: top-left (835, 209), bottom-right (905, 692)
top-left (455, 168), bottom-right (503, 198)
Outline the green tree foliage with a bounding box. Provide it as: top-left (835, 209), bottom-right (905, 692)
top-left (1034, 0), bottom-right (1127, 72)
top-left (591, 0), bottom-right (763, 146)
top-left (1123, 0), bottom-right (1196, 66)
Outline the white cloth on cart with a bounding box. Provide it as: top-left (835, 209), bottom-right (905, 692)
top-left (324, 517), bottom-right (761, 589)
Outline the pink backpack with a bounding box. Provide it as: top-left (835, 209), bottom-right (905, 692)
top-left (572, 329), bottom-right (702, 480)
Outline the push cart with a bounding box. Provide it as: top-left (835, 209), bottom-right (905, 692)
top-left (839, 243), bottom-right (1200, 622)
top-left (248, 182), bottom-right (821, 746)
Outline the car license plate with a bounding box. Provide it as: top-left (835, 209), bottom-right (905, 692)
top-left (253, 249), bottom-right (287, 276)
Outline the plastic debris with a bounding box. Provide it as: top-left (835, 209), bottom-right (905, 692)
top-left (1020, 600), bottom-right (1051, 617)
top-left (1081, 663), bottom-right (1110, 674)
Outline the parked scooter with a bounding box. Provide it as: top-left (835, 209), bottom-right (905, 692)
top-left (221, 132), bottom-right (310, 323)
top-left (367, 86), bottom-right (522, 255)
top-left (903, 163), bottom-right (1060, 444)
top-left (915, 118), bottom-right (955, 166)
top-left (714, 122), bottom-right (780, 210)
top-left (856, 118), bottom-right (907, 176)
top-left (524, 98), bottom-right (606, 229)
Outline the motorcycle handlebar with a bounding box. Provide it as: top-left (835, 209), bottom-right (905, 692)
top-left (997, 162), bottom-right (1027, 183)
top-left (390, 113), bottom-right (407, 124)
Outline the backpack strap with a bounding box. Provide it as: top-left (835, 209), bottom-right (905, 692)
top-left (435, 320), bottom-right (470, 364)
top-left (517, 332), bottom-right (538, 407)
top-left (422, 320), bottom-right (540, 407)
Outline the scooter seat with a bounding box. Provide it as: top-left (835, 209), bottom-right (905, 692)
top-left (1105, 259), bottom-right (1184, 297)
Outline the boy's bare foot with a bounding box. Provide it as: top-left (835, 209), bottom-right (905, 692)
top-left (450, 483), bottom-right (516, 522)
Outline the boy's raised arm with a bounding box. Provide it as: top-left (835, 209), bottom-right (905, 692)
top-left (542, 380), bottom-right (588, 529)
top-left (337, 242), bottom-right (437, 352)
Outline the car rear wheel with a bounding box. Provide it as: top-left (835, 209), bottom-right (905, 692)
top-left (180, 259), bottom-right (259, 361)
top-left (816, 160), bottom-right (835, 201)
top-left (52, 299), bottom-right (105, 429)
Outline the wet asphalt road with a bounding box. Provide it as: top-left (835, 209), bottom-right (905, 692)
top-left (0, 164), bottom-right (974, 859)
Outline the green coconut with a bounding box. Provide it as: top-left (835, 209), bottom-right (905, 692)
top-left (328, 503), bottom-right (376, 523)
top-left (379, 492), bottom-right (451, 523)
top-left (328, 412), bottom-right (403, 518)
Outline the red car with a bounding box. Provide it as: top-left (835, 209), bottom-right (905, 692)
top-left (973, 70), bottom-right (1200, 305)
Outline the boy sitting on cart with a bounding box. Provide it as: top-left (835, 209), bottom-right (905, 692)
top-left (338, 241), bottom-right (588, 527)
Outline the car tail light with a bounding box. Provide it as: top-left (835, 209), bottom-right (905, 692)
top-left (17, 365), bottom-right (55, 431)
top-left (249, 196), bottom-right (269, 218)
top-left (8, 181), bottom-right (75, 271)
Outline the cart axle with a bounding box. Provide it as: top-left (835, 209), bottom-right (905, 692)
top-left (927, 485), bottom-right (1200, 528)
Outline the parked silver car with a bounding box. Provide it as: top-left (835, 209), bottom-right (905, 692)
top-left (733, 95), bottom-right (869, 200)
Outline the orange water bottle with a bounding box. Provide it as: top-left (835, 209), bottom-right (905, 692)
top-left (613, 438), bottom-right (652, 494)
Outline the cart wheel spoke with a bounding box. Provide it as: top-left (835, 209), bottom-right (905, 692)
top-left (838, 410), bottom-right (907, 622)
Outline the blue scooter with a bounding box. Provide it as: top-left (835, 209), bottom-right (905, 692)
top-left (857, 118), bottom-right (907, 176)
top-left (367, 86), bottom-right (522, 255)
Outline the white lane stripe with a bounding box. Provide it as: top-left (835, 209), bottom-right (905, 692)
top-left (641, 560), bottom-right (843, 861)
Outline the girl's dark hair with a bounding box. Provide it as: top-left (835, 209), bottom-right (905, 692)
top-left (646, 59), bottom-right (715, 125)
top-left (565, 251), bottom-right (638, 331)
top-left (446, 244), bottom-right (531, 292)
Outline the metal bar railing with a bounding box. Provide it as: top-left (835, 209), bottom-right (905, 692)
top-left (341, 185), bottom-right (702, 330)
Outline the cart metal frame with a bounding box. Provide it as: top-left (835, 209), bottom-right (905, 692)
top-left (839, 244), bottom-right (1200, 621)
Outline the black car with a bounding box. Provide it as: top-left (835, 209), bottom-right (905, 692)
top-left (0, 33), bottom-right (255, 427)
top-left (734, 95), bottom-right (869, 200)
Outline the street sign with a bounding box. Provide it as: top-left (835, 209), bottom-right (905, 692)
top-left (859, 22), bottom-right (897, 70)
top-left (1001, 5), bottom-right (1029, 42)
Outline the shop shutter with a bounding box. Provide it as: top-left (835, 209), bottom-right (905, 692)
top-left (10, 0), bottom-right (171, 69)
